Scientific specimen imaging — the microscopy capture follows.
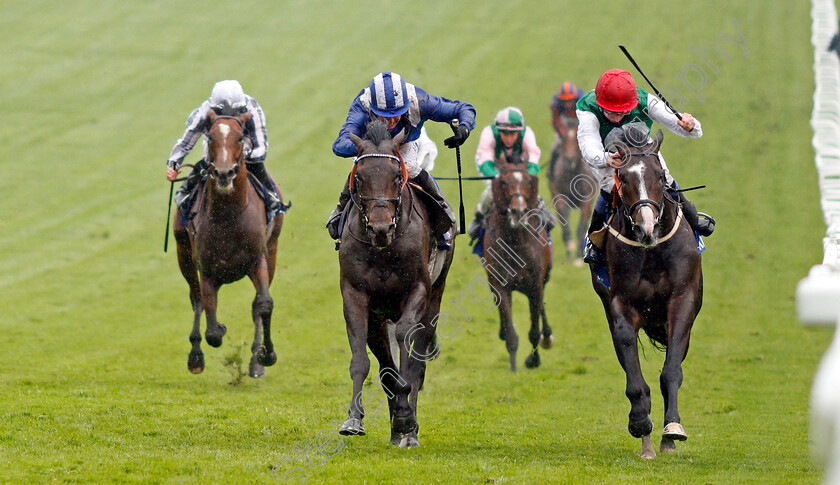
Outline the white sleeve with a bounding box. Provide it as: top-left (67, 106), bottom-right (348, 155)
top-left (646, 94), bottom-right (702, 138)
top-left (522, 127), bottom-right (541, 164)
top-left (474, 126), bottom-right (496, 170)
top-left (577, 109), bottom-right (609, 169)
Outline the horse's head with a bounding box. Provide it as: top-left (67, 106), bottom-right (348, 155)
top-left (559, 116), bottom-right (580, 160)
top-left (206, 110), bottom-right (250, 193)
top-left (492, 154), bottom-right (539, 230)
top-left (348, 120), bottom-right (408, 249)
top-left (614, 129), bottom-right (667, 247)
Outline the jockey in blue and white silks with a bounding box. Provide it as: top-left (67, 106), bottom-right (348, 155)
top-left (166, 80), bottom-right (281, 212)
top-left (327, 72), bottom-right (476, 250)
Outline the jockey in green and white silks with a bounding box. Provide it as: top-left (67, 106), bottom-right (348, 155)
top-left (576, 69), bottom-right (715, 265)
top-left (467, 107), bottom-right (555, 241)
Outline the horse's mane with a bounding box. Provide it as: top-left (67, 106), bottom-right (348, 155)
top-left (364, 119), bottom-right (392, 145)
top-left (604, 122), bottom-right (653, 153)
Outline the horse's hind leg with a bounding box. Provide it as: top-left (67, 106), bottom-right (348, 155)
top-left (249, 257), bottom-right (276, 378)
top-left (609, 297), bottom-right (655, 458)
top-left (659, 293), bottom-right (697, 452)
top-left (175, 218), bottom-right (204, 374)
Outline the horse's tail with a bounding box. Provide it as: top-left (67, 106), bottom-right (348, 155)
top-left (641, 321), bottom-right (667, 351)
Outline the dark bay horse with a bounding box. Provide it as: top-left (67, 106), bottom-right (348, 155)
top-left (337, 120), bottom-right (454, 448)
top-left (173, 110), bottom-right (283, 378)
top-left (547, 114), bottom-right (593, 266)
top-left (484, 160), bottom-right (553, 372)
top-left (590, 129), bottom-right (702, 459)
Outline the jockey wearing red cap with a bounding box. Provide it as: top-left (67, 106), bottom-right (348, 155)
top-left (576, 69), bottom-right (715, 265)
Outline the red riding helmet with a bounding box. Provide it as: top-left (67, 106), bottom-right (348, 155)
top-left (595, 69), bottom-right (638, 113)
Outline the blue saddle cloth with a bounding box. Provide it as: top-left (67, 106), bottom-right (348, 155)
top-left (591, 232), bottom-right (706, 289)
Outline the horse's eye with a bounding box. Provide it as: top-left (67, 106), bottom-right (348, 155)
top-left (207, 136), bottom-right (214, 143)
top-left (618, 173), bottom-right (627, 183)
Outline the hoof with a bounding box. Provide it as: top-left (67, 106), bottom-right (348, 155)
top-left (249, 362), bottom-right (266, 378)
top-left (399, 436), bottom-right (420, 448)
top-left (338, 417), bottom-right (365, 436)
top-left (524, 352), bottom-right (541, 369)
top-left (390, 431), bottom-right (402, 446)
top-left (257, 347), bottom-right (277, 366)
top-left (188, 351), bottom-right (205, 374)
top-left (205, 324), bottom-right (227, 348)
top-left (392, 415), bottom-right (417, 435)
top-left (628, 415), bottom-right (654, 438)
top-left (641, 435), bottom-right (656, 459)
top-left (660, 437), bottom-right (676, 453)
top-left (539, 334), bottom-right (554, 349)
top-left (662, 422), bottom-right (687, 441)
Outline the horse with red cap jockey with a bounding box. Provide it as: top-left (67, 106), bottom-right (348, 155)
top-left (576, 69), bottom-right (715, 266)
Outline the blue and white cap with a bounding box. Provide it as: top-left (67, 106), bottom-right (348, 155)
top-left (368, 72), bottom-right (409, 118)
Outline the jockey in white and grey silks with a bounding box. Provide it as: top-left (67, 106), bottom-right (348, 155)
top-left (576, 69), bottom-right (715, 265)
top-left (166, 80), bottom-right (281, 213)
top-left (328, 72), bottom-right (476, 250)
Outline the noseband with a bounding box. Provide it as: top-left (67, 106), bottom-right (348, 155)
top-left (350, 153), bottom-right (407, 228)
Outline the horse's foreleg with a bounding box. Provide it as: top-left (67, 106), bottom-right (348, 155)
top-left (496, 288), bottom-right (517, 372)
top-left (176, 224), bottom-right (205, 374)
top-left (201, 277), bottom-right (226, 348)
top-left (659, 292), bottom-right (697, 451)
top-left (339, 285), bottom-right (371, 437)
top-left (367, 316), bottom-right (401, 445)
top-left (609, 296), bottom-right (654, 454)
top-left (392, 283), bottom-right (429, 446)
top-left (524, 289), bottom-right (544, 369)
top-left (248, 257), bottom-right (275, 378)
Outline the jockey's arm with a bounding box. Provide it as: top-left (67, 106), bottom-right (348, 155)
top-left (645, 94), bottom-right (703, 138)
top-left (415, 87), bottom-right (476, 132)
top-left (522, 127), bottom-right (541, 166)
top-left (576, 109), bottom-right (611, 169)
top-left (245, 98), bottom-right (268, 163)
top-left (474, 126), bottom-right (497, 176)
top-left (332, 95), bottom-right (370, 158)
top-left (167, 105), bottom-right (207, 170)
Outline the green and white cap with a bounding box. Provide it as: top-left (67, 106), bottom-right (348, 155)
top-left (493, 106), bottom-right (525, 131)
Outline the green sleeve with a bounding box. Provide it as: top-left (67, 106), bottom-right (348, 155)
top-left (527, 162), bottom-right (540, 175)
top-left (479, 160), bottom-right (499, 177)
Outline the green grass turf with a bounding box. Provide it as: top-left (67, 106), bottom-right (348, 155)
top-left (0, 0), bottom-right (830, 483)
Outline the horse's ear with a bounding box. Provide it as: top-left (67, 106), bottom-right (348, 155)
top-left (392, 128), bottom-right (407, 147)
top-left (208, 109), bottom-right (218, 123)
top-left (349, 133), bottom-right (364, 152)
top-left (652, 129), bottom-right (664, 153)
top-left (238, 111), bottom-right (252, 125)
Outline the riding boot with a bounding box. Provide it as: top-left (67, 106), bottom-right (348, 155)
top-left (412, 170), bottom-right (456, 250)
top-left (174, 159), bottom-right (208, 207)
top-left (326, 176), bottom-right (352, 241)
top-left (583, 209), bottom-right (607, 265)
top-left (674, 190), bottom-right (715, 237)
top-left (247, 162), bottom-right (282, 213)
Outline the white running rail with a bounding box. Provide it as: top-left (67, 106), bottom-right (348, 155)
top-left (797, 1), bottom-right (840, 483)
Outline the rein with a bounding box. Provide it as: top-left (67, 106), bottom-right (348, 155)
top-left (348, 152), bottom-right (411, 244)
top-left (610, 154), bottom-right (683, 247)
